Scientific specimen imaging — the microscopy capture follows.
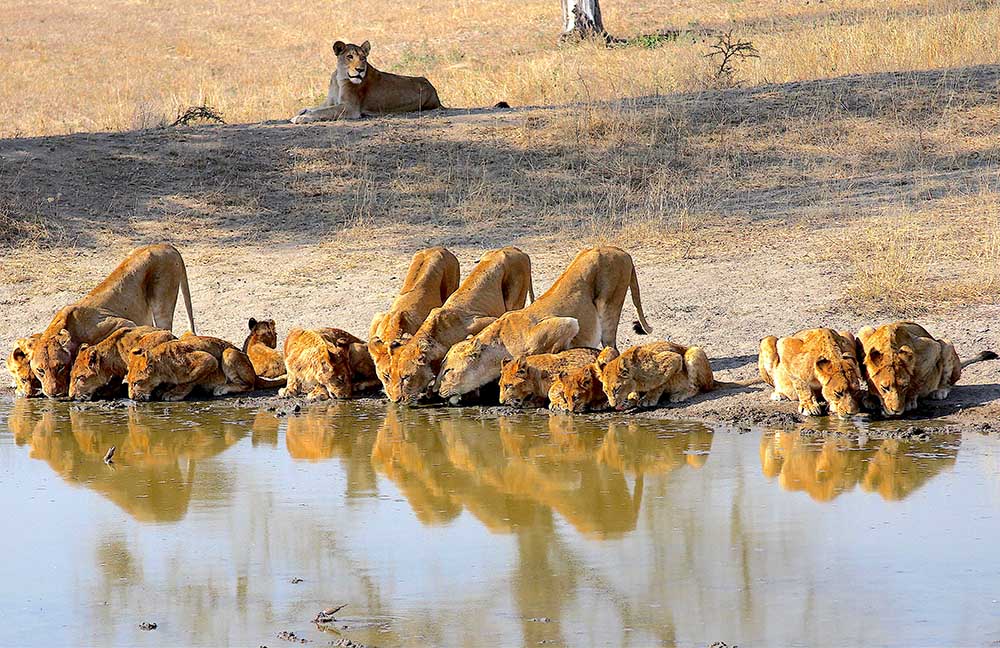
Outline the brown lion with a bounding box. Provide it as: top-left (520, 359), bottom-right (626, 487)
top-left (758, 328), bottom-right (863, 418)
top-left (243, 318), bottom-right (286, 380)
top-left (31, 243), bottom-right (196, 398)
top-left (126, 335), bottom-right (257, 402)
top-left (7, 334), bottom-right (41, 398)
top-left (547, 362), bottom-right (609, 413)
top-left (291, 40), bottom-right (442, 123)
top-left (281, 328), bottom-right (380, 400)
top-left (857, 321), bottom-right (997, 416)
top-left (597, 342), bottom-right (715, 411)
top-left (69, 326), bottom-right (175, 401)
top-left (369, 247), bottom-right (461, 393)
top-left (437, 246), bottom-right (651, 403)
top-left (499, 348), bottom-right (599, 408)
top-left (387, 246), bottom-right (534, 404)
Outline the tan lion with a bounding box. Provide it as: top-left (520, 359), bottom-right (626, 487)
top-left (281, 328), bottom-right (380, 400)
top-left (499, 348), bottom-right (599, 408)
top-left (387, 246), bottom-right (534, 404)
top-left (369, 247), bottom-right (460, 392)
top-left (291, 40), bottom-right (442, 124)
top-left (69, 326), bottom-right (175, 401)
top-left (857, 321), bottom-right (997, 416)
top-left (758, 328), bottom-right (864, 418)
top-left (31, 243), bottom-right (196, 398)
top-left (126, 335), bottom-right (259, 402)
top-left (437, 246), bottom-right (652, 402)
top-left (243, 318), bottom-right (286, 380)
top-left (596, 342), bottom-right (716, 411)
top-left (7, 334), bottom-right (41, 398)
top-left (548, 362), bottom-right (609, 413)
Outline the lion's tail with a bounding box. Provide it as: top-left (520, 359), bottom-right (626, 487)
top-left (178, 255), bottom-right (196, 335)
top-left (713, 377), bottom-right (766, 390)
top-left (961, 350), bottom-right (998, 368)
top-left (629, 264), bottom-right (652, 335)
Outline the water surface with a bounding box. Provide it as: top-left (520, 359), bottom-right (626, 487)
top-left (1, 398), bottom-right (999, 647)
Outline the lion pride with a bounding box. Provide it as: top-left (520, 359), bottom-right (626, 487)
top-left (369, 247), bottom-right (460, 393)
top-left (857, 321), bottom-right (997, 416)
top-left (387, 246), bottom-right (534, 404)
top-left (291, 40), bottom-right (442, 123)
top-left (436, 246), bottom-right (652, 402)
top-left (281, 328), bottom-right (380, 400)
top-left (30, 243), bottom-right (196, 398)
top-left (758, 328), bottom-right (863, 418)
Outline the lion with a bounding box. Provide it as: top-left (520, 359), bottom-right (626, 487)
top-left (7, 334), bottom-right (41, 398)
top-left (242, 318), bottom-right (286, 380)
top-left (596, 342), bottom-right (715, 411)
top-left (436, 246), bottom-right (652, 403)
top-left (369, 247), bottom-right (460, 392)
top-left (126, 335), bottom-right (259, 402)
top-left (547, 362), bottom-right (609, 413)
top-left (857, 321), bottom-right (997, 416)
top-left (758, 328), bottom-right (864, 418)
top-left (387, 246), bottom-right (534, 404)
top-left (30, 243), bottom-right (196, 398)
top-left (69, 326), bottom-right (175, 401)
top-left (291, 40), bottom-right (442, 124)
top-left (281, 328), bottom-right (380, 400)
top-left (499, 348), bottom-right (599, 408)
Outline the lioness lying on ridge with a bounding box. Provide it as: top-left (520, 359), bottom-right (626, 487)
top-left (292, 40), bottom-right (442, 123)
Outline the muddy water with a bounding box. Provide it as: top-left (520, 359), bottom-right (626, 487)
top-left (1, 399), bottom-right (999, 647)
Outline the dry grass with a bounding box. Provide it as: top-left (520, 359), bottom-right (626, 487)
top-left (1, 1), bottom-right (999, 137)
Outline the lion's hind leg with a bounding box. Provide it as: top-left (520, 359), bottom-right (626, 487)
top-left (217, 348), bottom-right (256, 395)
top-left (684, 346), bottom-right (714, 393)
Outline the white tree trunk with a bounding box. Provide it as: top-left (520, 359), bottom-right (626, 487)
top-left (561, 0), bottom-right (606, 41)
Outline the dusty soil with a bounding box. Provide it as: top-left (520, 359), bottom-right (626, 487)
top-left (1, 67), bottom-right (998, 434)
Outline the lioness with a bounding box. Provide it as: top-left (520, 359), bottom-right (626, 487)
top-left (759, 328), bottom-right (863, 418)
top-left (388, 246), bottom-right (534, 404)
top-left (31, 244), bottom-right (196, 398)
top-left (291, 40), bottom-right (442, 124)
top-left (436, 246), bottom-right (652, 402)
top-left (69, 326), bottom-right (175, 401)
top-left (243, 318), bottom-right (286, 380)
top-left (499, 348), bottom-right (600, 408)
top-left (281, 328), bottom-right (380, 400)
top-left (369, 247), bottom-right (461, 392)
top-left (126, 335), bottom-right (256, 402)
top-left (857, 321), bottom-right (997, 416)
top-left (7, 335), bottom-right (41, 398)
top-left (548, 362), bottom-right (609, 413)
top-left (596, 342), bottom-right (717, 411)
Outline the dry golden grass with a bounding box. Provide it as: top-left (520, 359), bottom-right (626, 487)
top-left (2, 0), bottom-right (998, 137)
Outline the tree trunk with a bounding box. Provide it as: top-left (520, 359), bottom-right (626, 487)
top-left (560, 0), bottom-right (607, 42)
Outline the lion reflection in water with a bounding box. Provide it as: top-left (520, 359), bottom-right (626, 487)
top-left (9, 400), bottom-right (247, 522)
top-left (369, 408), bottom-right (713, 537)
top-left (759, 429), bottom-right (959, 502)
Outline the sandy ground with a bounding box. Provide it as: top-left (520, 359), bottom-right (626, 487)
top-left (1, 69), bottom-right (998, 433)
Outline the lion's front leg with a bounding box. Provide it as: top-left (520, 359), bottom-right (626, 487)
top-left (291, 103), bottom-right (360, 124)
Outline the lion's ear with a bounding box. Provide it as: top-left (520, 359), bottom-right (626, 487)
top-left (333, 40), bottom-right (347, 55)
top-left (501, 357), bottom-right (510, 368)
top-left (897, 345), bottom-right (916, 367)
top-left (596, 346), bottom-right (618, 370)
top-left (11, 347), bottom-right (25, 362)
top-left (248, 318), bottom-right (258, 331)
top-left (815, 356), bottom-right (832, 371)
top-left (867, 349), bottom-right (882, 365)
top-left (131, 348), bottom-right (146, 357)
top-left (56, 329), bottom-right (72, 349)
top-left (557, 371), bottom-right (568, 381)
top-left (360, 40), bottom-right (371, 56)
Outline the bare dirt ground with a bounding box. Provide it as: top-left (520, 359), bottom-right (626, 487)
top-left (1, 65), bottom-right (998, 432)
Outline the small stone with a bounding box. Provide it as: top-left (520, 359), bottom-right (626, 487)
top-left (138, 621), bottom-right (157, 631)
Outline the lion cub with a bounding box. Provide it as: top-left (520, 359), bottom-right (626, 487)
top-left (70, 326), bottom-right (175, 401)
top-left (281, 328), bottom-right (380, 400)
top-left (548, 361), bottom-right (609, 413)
top-left (857, 321), bottom-right (997, 416)
top-left (759, 328), bottom-right (863, 418)
top-left (243, 318), bottom-right (286, 380)
top-left (597, 342), bottom-right (714, 411)
top-left (6, 334), bottom-right (41, 398)
top-left (499, 348), bottom-right (599, 408)
top-left (127, 335), bottom-right (258, 402)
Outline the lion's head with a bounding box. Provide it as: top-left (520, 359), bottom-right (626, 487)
top-left (247, 318), bottom-right (278, 348)
top-left (31, 328), bottom-right (76, 398)
top-left (594, 347), bottom-right (649, 410)
top-left (548, 364), bottom-right (602, 413)
top-left (69, 343), bottom-right (113, 401)
top-left (437, 337), bottom-right (505, 404)
top-left (126, 347), bottom-right (160, 402)
top-left (861, 345), bottom-right (914, 416)
top-left (814, 355), bottom-right (863, 418)
top-left (498, 355), bottom-right (537, 407)
top-left (334, 40), bottom-right (371, 85)
top-left (388, 337), bottom-right (442, 404)
top-left (7, 335), bottom-right (40, 398)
